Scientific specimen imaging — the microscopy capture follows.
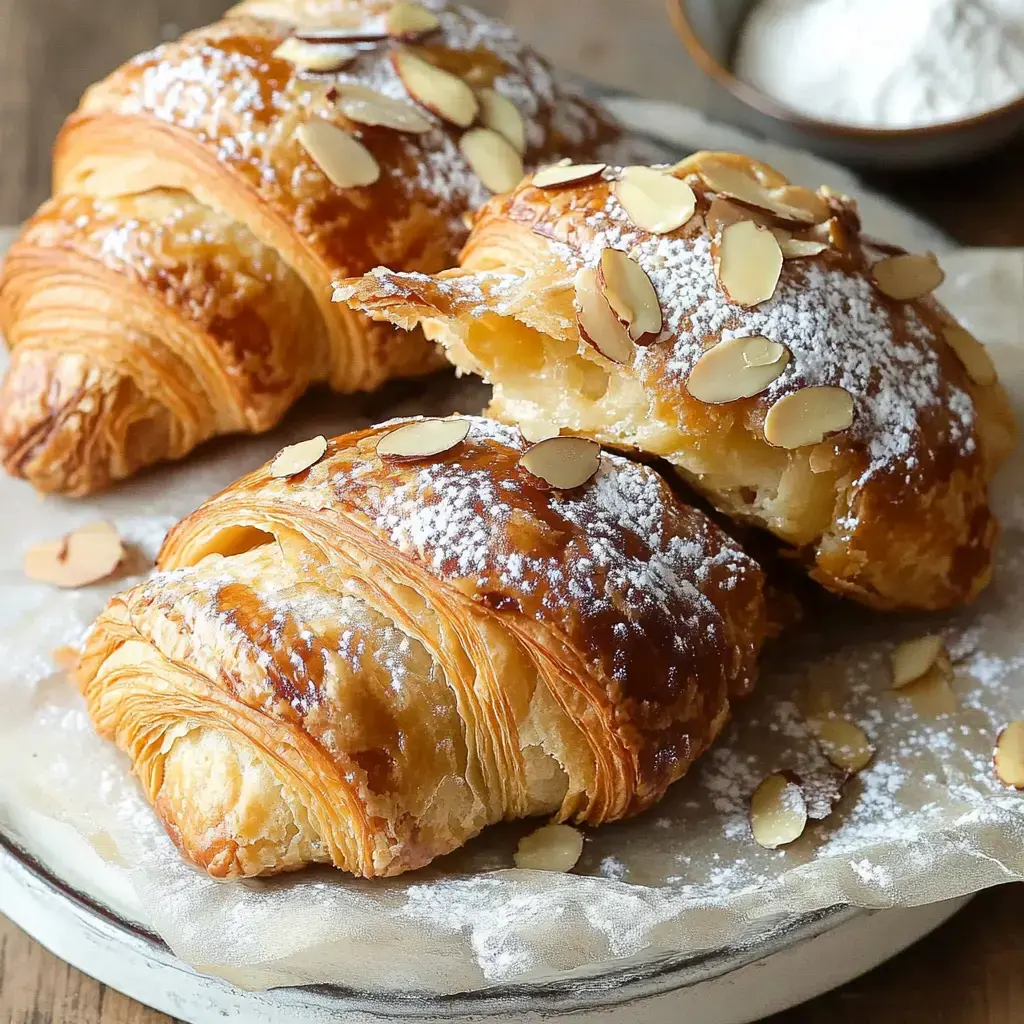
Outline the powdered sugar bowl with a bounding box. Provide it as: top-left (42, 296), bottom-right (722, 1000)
top-left (668, 0), bottom-right (1024, 168)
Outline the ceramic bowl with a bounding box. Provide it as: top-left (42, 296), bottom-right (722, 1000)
top-left (667, 0), bottom-right (1024, 169)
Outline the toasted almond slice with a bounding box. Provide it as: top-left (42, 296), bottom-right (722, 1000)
top-left (698, 161), bottom-right (820, 224)
top-left (767, 184), bottom-right (831, 224)
top-left (376, 418), bottom-right (470, 461)
top-left (295, 23), bottom-right (388, 43)
top-left (271, 435), bottom-right (328, 477)
top-left (574, 267), bottom-right (636, 365)
top-left (385, 2), bottom-right (440, 39)
top-left (532, 162), bottom-right (606, 188)
top-left (334, 85), bottom-right (433, 133)
top-left (597, 249), bottom-right (662, 343)
top-left (686, 336), bottom-right (789, 404)
top-left (872, 252), bottom-right (945, 301)
top-left (763, 386), bottom-right (854, 449)
top-left (519, 436), bottom-right (601, 490)
top-left (811, 717), bottom-right (874, 773)
top-left (520, 421), bottom-right (560, 443)
top-left (900, 665), bottom-right (958, 716)
top-left (891, 634), bottom-right (945, 688)
top-left (273, 37), bottom-right (358, 72)
top-left (24, 521), bottom-right (124, 589)
top-left (614, 166), bottom-right (696, 234)
top-left (460, 128), bottom-right (524, 194)
top-left (296, 120), bottom-right (380, 187)
top-left (943, 324), bottom-right (997, 386)
top-left (778, 236), bottom-right (828, 259)
top-left (514, 823), bottom-right (584, 871)
top-left (994, 721), bottom-right (1024, 789)
top-left (392, 48), bottom-right (478, 127)
top-left (479, 87), bottom-right (526, 153)
top-left (750, 774), bottom-right (808, 849)
top-left (717, 220), bottom-right (783, 307)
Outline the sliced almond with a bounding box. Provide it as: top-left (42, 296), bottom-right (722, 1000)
top-left (698, 161), bottom-right (820, 224)
top-left (295, 24), bottom-right (388, 43)
top-left (574, 267), bottom-right (636, 365)
top-left (514, 823), bottom-right (584, 871)
top-left (778, 236), bottom-right (828, 259)
top-left (334, 85), bottom-right (432, 133)
top-left (459, 128), bottom-right (524, 194)
top-left (872, 252), bottom-right (945, 301)
top-left (24, 521), bottom-right (124, 589)
top-left (891, 634), bottom-right (945, 688)
top-left (614, 166), bottom-right (696, 235)
top-left (810, 717), bottom-right (874, 773)
top-left (750, 774), bottom-right (808, 849)
top-left (900, 665), bottom-right (958, 716)
top-left (519, 436), bottom-right (601, 490)
top-left (296, 120), bottom-right (380, 188)
top-left (687, 336), bottom-right (789, 404)
top-left (273, 37), bottom-right (358, 72)
top-left (385, 2), bottom-right (440, 39)
top-left (392, 48), bottom-right (478, 127)
top-left (532, 162), bottom-right (606, 189)
top-left (763, 386), bottom-right (854, 449)
top-left (707, 197), bottom-right (771, 237)
top-left (478, 88), bottom-right (526, 153)
top-left (376, 418), bottom-right (470, 461)
top-left (717, 220), bottom-right (783, 307)
top-left (767, 184), bottom-right (831, 224)
top-left (994, 721), bottom-right (1024, 789)
top-left (271, 435), bottom-right (328, 477)
top-left (943, 324), bottom-right (997, 386)
top-left (596, 249), bottom-right (662, 343)
top-left (520, 422), bottom-right (560, 443)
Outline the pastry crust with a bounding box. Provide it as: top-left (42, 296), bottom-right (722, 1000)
top-left (336, 153), bottom-right (1017, 610)
top-left (77, 416), bottom-right (768, 878)
top-left (0, 1), bottom-right (623, 495)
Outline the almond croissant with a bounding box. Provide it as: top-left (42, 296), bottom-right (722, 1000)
top-left (0, 1), bottom-right (623, 495)
top-left (76, 416), bottom-right (768, 878)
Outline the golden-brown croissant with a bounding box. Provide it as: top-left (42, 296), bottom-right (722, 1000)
top-left (336, 153), bottom-right (1018, 611)
top-left (76, 416), bottom-right (768, 878)
top-left (0, 1), bottom-right (624, 496)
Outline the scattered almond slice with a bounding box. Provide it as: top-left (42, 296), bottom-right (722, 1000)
top-left (574, 267), bottom-right (636, 364)
top-left (334, 85), bottom-right (432, 133)
top-left (271, 435), bottom-right (328, 477)
top-left (519, 436), bottom-right (601, 490)
top-left (717, 220), bottom-right (784, 307)
top-left (514, 823), bottom-right (584, 871)
top-left (891, 634), bottom-right (945, 688)
top-left (385, 2), bottom-right (440, 39)
top-left (943, 324), bottom-right (997, 386)
top-left (707, 196), bottom-right (771, 236)
top-left (614, 166), bottom-right (696, 234)
top-left (763, 386), bottom-right (854, 449)
top-left (810, 717), bottom-right (875, 773)
top-left (686, 336), bottom-right (790, 404)
top-left (24, 521), bottom-right (124, 589)
top-left (768, 184), bottom-right (831, 224)
top-left (520, 421), bottom-right (560, 443)
top-left (778, 235), bottom-right (829, 259)
top-left (697, 160), bottom-right (821, 224)
top-left (459, 128), bottom-right (524, 194)
top-left (296, 120), bottom-right (380, 187)
top-left (900, 665), bottom-right (958, 717)
top-left (376, 418), bottom-right (470, 461)
top-left (596, 249), bottom-right (662, 343)
top-left (994, 721), bottom-right (1024, 789)
top-left (532, 162), bottom-right (606, 188)
top-left (872, 252), bottom-right (945, 301)
top-left (273, 37), bottom-right (358, 72)
top-left (392, 48), bottom-right (478, 127)
top-left (750, 773), bottom-right (808, 849)
top-left (478, 87), bottom-right (526, 153)
top-left (295, 23), bottom-right (388, 43)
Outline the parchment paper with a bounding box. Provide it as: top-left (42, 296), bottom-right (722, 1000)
top-left (0, 121), bottom-right (1022, 994)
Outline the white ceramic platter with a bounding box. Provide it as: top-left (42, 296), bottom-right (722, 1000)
top-left (0, 97), bottom-right (967, 1023)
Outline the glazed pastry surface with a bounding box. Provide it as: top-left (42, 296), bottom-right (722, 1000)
top-left (0, 0), bottom-right (622, 495)
top-left (337, 153), bottom-right (1017, 610)
top-left (77, 416), bottom-right (768, 878)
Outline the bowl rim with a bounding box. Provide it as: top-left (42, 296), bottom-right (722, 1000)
top-left (666, 0), bottom-right (1024, 141)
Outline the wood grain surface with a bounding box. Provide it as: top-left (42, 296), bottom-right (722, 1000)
top-left (1, 1), bottom-right (1023, 1022)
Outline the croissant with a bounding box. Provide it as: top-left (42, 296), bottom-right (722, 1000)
top-left (0, 1), bottom-right (624, 496)
top-left (336, 153), bottom-right (1018, 611)
top-left (76, 416), bottom-right (768, 878)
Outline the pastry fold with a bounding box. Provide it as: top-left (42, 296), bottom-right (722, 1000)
top-left (336, 153), bottom-right (1017, 610)
top-left (0, 1), bottom-right (622, 494)
top-left (77, 416), bottom-right (768, 878)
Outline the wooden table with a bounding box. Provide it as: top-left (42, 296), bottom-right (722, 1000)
top-left (1, 1), bottom-right (1022, 1022)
